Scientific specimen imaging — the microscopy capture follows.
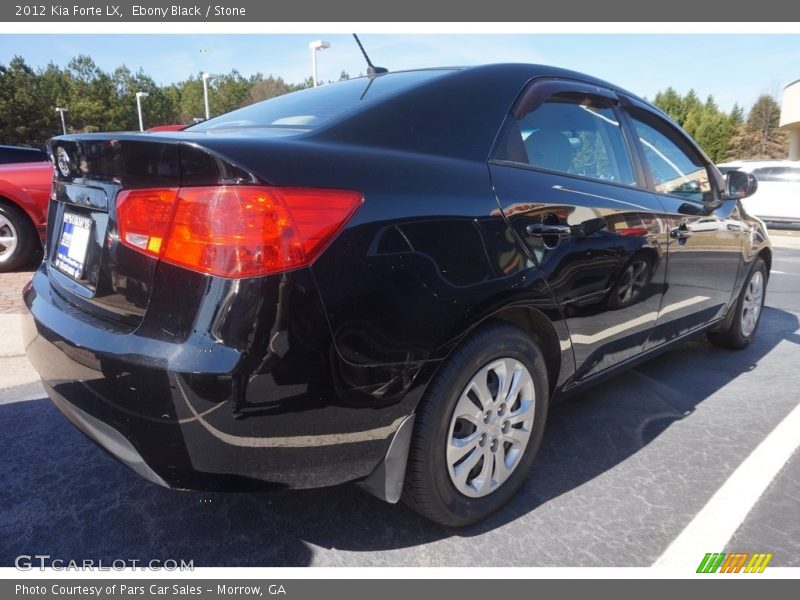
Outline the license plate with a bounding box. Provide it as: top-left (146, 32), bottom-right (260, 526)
top-left (55, 212), bottom-right (93, 279)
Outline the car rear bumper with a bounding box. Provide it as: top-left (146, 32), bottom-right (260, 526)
top-left (44, 380), bottom-right (170, 489)
top-left (22, 265), bottom-right (412, 491)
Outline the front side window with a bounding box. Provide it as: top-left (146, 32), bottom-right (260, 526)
top-left (496, 91), bottom-right (637, 187)
top-left (628, 110), bottom-right (714, 203)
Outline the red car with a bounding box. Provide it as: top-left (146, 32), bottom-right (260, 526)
top-left (0, 161), bottom-right (53, 271)
top-left (1, 131), bottom-right (185, 272)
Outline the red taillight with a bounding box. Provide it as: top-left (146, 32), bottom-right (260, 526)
top-left (116, 186), bottom-right (362, 278)
top-left (116, 188), bottom-right (179, 257)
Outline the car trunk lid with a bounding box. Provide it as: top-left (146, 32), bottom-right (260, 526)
top-left (45, 135), bottom-right (256, 326)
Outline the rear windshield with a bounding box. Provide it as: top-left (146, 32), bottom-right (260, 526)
top-left (189, 70), bottom-right (453, 132)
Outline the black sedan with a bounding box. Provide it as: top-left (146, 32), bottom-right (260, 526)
top-left (23, 64), bottom-right (769, 526)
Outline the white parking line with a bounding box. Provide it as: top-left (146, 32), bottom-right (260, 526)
top-left (653, 401), bottom-right (800, 568)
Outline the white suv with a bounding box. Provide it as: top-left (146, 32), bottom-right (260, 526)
top-left (718, 160), bottom-right (800, 228)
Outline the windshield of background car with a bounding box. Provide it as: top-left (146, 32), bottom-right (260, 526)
top-left (751, 166), bottom-right (800, 183)
top-left (188, 70), bottom-right (454, 132)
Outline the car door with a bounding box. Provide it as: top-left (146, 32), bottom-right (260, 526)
top-left (619, 100), bottom-right (744, 347)
top-left (489, 79), bottom-right (668, 382)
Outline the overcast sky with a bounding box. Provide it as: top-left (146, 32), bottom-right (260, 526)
top-left (2, 34), bottom-right (798, 113)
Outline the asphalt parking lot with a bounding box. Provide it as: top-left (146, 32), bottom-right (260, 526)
top-left (1, 235), bottom-right (798, 568)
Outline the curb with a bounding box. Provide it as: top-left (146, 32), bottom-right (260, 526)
top-left (0, 314), bottom-right (38, 390)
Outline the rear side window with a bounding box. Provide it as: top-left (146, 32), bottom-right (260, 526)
top-left (495, 91), bottom-right (637, 187)
top-left (627, 110), bottom-right (714, 203)
top-left (189, 70), bottom-right (453, 132)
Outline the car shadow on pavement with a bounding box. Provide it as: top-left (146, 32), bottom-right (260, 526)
top-left (1, 307), bottom-right (798, 567)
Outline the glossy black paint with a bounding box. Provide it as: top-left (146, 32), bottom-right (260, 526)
top-left (23, 64), bottom-right (770, 492)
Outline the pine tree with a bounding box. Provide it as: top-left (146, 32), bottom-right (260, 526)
top-left (726, 95), bottom-right (789, 160)
top-left (654, 87), bottom-right (684, 124)
top-left (0, 56), bottom-right (54, 146)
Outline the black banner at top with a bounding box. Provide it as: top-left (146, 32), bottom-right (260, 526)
top-left (1, 0), bottom-right (799, 22)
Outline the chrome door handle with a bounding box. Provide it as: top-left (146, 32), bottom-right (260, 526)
top-left (526, 223), bottom-right (572, 236)
top-left (527, 217), bottom-right (607, 239)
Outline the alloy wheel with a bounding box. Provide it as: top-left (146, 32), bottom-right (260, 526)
top-left (740, 270), bottom-right (764, 337)
top-left (0, 214), bottom-right (19, 264)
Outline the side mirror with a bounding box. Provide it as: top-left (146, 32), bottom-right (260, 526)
top-left (725, 170), bottom-right (758, 199)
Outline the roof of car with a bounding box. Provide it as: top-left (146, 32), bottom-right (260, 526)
top-left (391, 63), bottom-right (650, 104)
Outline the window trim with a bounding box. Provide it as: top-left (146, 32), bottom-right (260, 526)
top-left (488, 157), bottom-right (652, 195)
top-left (489, 77), bottom-right (645, 191)
top-left (511, 78), bottom-right (619, 119)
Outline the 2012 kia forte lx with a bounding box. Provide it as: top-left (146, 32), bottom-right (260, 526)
top-left (23, 64), bottom-right (769, 526)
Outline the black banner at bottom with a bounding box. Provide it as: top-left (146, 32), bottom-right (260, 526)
top-left (3, 579), bottom-right (797, 600)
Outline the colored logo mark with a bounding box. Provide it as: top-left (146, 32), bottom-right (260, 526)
top-left (696, 552), bottom-right (773, 573)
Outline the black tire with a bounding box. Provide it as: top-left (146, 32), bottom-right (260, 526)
top-left (402, 321), bottom-right (549, 526)
top-left (0, 201), bottom-right (38, 273)
top-left (707, 258), bottom-right (768, 350)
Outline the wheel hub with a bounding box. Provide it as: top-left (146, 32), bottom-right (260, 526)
top-left (446, 357), bottom-right (536, 498)
top-left (740, 270), bottom-right (764, 337)
top-left (0, 214), bottom-right (20, 262)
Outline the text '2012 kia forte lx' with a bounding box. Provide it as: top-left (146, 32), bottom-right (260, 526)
top-left (23, 64), bottom-right (770, 526)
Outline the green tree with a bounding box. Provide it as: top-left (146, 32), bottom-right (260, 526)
top-left (246, 74), bottom-right (292, 104)
top-left (291, 76), bottom-right (314, 92)
top-left (0, 53), bottom-right (331, 143)
top-left (729, 102), bottom-right (744, 127)
top-left (652, 87), bottom-right (748, 162)
top-left (682, 89), bottom-right (702, 125)
top-left (727, 94), bottom-right (788, 160)
top-left (111, 66), bottom-right (177, 130)
top-left (0, 56), bottom-right (54, 146)
top-left (654, 87), bottom-right (683, 123)
top-left (693, 111), bottom-right (732, 162)
top-left (212, 70), bottom-right (251, 114)
top-left (682, 106), bottom-right (705, 138)
top-left (64, 55), bottom-right (116, 133)
top-left (175, 75), bottom-right (205, 123)
top-left (38, 63), bottom-right (71, 134)
top-left (173, 70), bottom-right (250, 122)
top-left (654, 87), bottom-right (702, 127)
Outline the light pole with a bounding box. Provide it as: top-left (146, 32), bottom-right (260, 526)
top-left (202, 73), bottom-right (215, 120)
top-left (308, 40), bottom-right (331, 87)
top-left (135, 92), bottom-right (149, 132)
top-left (55, 107), bottom-right (68, 135)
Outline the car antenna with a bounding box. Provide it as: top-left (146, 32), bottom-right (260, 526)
top-left (352, 34), bottom-right (388, 76)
